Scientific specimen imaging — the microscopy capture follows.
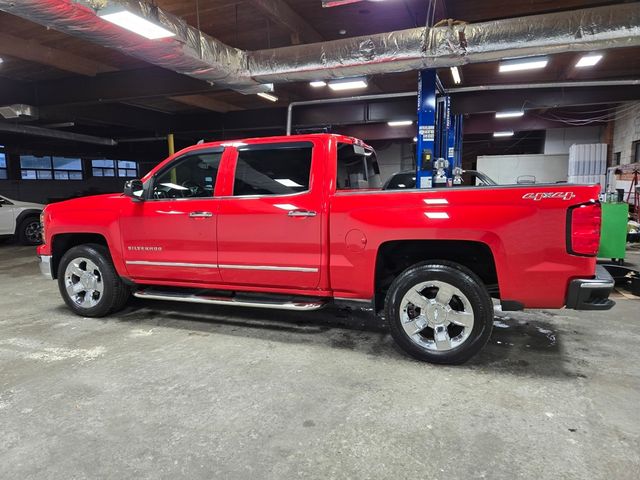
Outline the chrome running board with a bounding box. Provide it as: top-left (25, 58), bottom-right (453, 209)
top-left (133, 289), bottom-right (326, 311)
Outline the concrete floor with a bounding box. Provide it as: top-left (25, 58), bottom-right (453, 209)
top-left (1, 243), bottom-right (639, 480)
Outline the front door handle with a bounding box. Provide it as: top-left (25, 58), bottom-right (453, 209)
top-left (189, 211), bottom-right (213, 218)
top-left (287, 210), bottom-right (317, 217)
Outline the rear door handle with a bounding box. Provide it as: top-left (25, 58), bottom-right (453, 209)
top-left (189, 211), bottom-right (213, 218)
top-left (287, 210), bottom-right (317, 217)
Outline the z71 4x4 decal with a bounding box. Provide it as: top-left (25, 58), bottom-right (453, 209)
top-left (522, 192), bottom-right (576, 201)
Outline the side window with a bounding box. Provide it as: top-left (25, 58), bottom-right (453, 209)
top-left (233, 143), bottom-right (312, 196)
top-left (336, 143), bottom-right (382, 190)
top-left (152, 151), bottom-right (222, 199)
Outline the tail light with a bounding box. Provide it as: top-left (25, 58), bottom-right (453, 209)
top-left (567, 202), bottom-right (601, 256)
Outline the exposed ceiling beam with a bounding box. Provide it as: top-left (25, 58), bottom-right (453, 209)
top-left (451, 85), bottom-right (640, 114)
top-left (0, 122), bottom-right (117, 146)
top-left (250, 0), bottom-right (323, 44)
top-left (169, 95), bottom-right (243, 113)
top-left (0, 32), bottom-right (115, 76)
top-left (39, 104), bottom-right (173, 133)
top-left (0, 68), bottom-right (220, 108)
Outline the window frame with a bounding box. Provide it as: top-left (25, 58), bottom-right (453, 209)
top-left (633, 141), bottom-right (640, 164)
top-left (146, 147), bottom-right (225, 201)
top-left (19, 154), bottom-right (84, 181)
top-left (0, 151), bottom-right (7, 180)
top-left (335, 142), bottom-right (381, 192)
top-left (230, 141), bottom-right (315, 199)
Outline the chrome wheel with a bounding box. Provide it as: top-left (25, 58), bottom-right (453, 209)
top-left (64, 257), bottom-right (104, 309)
top-left (399, 280), bottom-right (475, 352)
top-left (24, 220), bottom-right (42, 244)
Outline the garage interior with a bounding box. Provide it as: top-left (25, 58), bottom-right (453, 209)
top-left (1, 0), bottom-right (640, 478)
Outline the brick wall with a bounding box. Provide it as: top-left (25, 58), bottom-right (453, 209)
top-left (612, 102), bottom-right (640, 165)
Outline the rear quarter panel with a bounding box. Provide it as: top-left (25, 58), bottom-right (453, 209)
top-left (329, 184), bottom-right (600, 308)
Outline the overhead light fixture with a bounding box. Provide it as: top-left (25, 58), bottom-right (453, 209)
top-left (493, 131), bottom-right (514, 137)
top-left (499, 56), bottom-right (548, 73)
top-left (310, 81), bottom-right (327, 88)
top-left (328, 78), bottom-right (368, 91)
top-left (257, 92), bottom-right (278, 102)
top-left (575, 54), bottom-right (603, 68)
top-left (495, 110), bottom-right (524, 118)
top-left (98, 9), bottom-right (175, 40)
top-left (0, 57), bottom-right (3, 64)
top-left (388, 120), bottom-right (413, 127)
top-left (450, 66), bottom-right (461, 84)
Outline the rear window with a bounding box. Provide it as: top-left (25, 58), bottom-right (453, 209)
top-left (336, 143), bottom-right (382, 190)
top-left (233, 143), bottom-right (313, 196)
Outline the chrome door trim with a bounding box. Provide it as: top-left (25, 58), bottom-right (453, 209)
top-left (218, 264), bottom-right (318, 273)
top-left (287, 210), bottom-right (317, 217)
top-left (189, 211), bottom-right (214, 218)
top-left (126, 260), bottom-right (218, 268)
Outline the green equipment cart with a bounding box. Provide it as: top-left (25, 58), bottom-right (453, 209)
top-left (598, 202), bottom-right (629, 264)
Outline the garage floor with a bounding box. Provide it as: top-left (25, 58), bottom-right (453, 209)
top-left (1, 244), bottom-right (639, 479)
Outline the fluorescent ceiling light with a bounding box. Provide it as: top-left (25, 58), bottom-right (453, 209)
top-left (310, 81), bottom-right (327, 88)
top-left (388, 120), bottom-right (413, 127)
top-left (99, 10), bottom-right (175, 40)
top-left (0, 57), bottom-right (3, 64)
top-left (495, 110), bottom-right (524, 118)
top-left (275, 179), bottom-right (303, 187)
top-left (575, 54), bottom-right (603, 68)
top-left (499, 57), bottom-right (548, 73)
top-left (450, 66), bottom-right (461, 84)
top-left (328, 78), bottom-right (368, 91)
top-left (257, 92), bottom-right (278, 102)
top-left (221, 142), bottom-right (247, 147)
top-left (493, 131), bottom-right (514, 137)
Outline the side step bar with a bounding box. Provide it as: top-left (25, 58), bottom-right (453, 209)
top-left (133, 289), bottom-right (326, 311)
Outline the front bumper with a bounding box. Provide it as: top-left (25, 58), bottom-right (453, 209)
top-left (38, 255), bottom-right (53, 280)
top-left (565, 265), bottom-right (615, 310)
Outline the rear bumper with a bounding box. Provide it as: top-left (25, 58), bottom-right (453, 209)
top-left (565, 265), bottom-right (615, 310)
top-left (38, 255), bottom-right (53, 280)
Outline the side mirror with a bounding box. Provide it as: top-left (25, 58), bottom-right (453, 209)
top-left (353, 144), bottom-right (366, 156)
top-left (124, 179), bottom-right (144, 201)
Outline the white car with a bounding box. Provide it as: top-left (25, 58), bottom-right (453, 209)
top-left (0, 194), bottom-right (44, 245)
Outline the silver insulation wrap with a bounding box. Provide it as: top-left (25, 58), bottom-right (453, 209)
top-left (248, 3), bottom-right (640, 82)
top-left (0, 1), bottom-right (638, 90)
top-left (0, 0), bottom-right (268, 93)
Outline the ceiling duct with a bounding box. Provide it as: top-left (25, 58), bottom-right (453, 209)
top-left (0, 0), bottom-right (270, 95)
top-left (248, 3), bottom-right (640, 83)
top-left (0, 2), bottom-right (638, 88)
top-left (0, 104), bottom-right (38, 120)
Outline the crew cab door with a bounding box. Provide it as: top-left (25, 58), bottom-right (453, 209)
top-left (120, 149), bottom-right (224, 284)
top-left (216, 141), bottom-right (323, 289)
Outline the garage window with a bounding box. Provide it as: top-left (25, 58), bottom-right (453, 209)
top-left (0, 152), bottom-right (7, 180)
top-left (92, 159), bottom-right (138, 178)
top-left (20, 155), bottom-right (83, 180)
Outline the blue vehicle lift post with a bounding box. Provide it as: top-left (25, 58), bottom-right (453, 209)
top-left (416, 69), bottom-right (464, 188)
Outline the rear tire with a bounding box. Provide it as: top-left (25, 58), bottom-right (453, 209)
top-left (385, 260), bottom-right (493, 364)
top-left (57, 243), bottom-right (130, 317)
top-left (17, 216), bottom-right (42, 245)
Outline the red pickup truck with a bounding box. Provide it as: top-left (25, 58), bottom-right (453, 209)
top-left (37, 134), bottom-right (614, 364)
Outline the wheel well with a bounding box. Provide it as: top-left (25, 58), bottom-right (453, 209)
top-left (14, 209), bottom-right (41, 235)
top-left (51, 233), bottom-right (108, 279)
top-left (374, 240), bottom-right (499, 311)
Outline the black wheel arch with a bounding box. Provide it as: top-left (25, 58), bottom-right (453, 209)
top-left (14, 208), bottom-right (42, 235)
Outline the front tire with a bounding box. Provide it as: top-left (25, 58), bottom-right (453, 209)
top-left (57, 244), bottom-right (130, 317)
top-left (385, 261), bottom-right (493, 364)
top-left (17, 216), bottom-right (42, 245)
